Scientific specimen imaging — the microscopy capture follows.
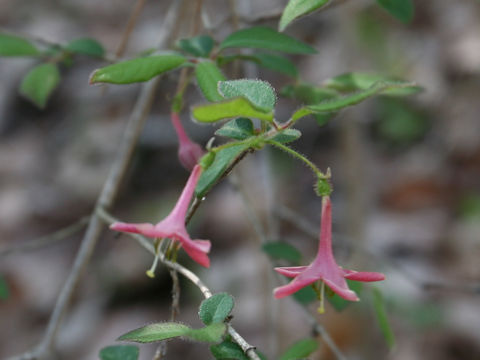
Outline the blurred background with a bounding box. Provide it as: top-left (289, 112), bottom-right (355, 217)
top-left (1, 0), bottom-right (480, 359)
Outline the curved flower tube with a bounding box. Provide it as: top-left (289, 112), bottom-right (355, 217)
top-left (110, 165), bottom-right (211, 267)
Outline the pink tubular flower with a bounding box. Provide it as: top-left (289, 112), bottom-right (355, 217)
top-left (171, 112), bottom-right (205, 171)
top-left (110, 164), bottom-right (211, 267)
top-left (274, 196), bottom-right (385, 301)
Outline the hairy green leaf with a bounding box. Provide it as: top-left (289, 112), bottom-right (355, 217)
top-left (65, 38), bottom-right (105, 57)
top-left (211, 340), bottom-right (249, 360)
top-left (118, 322), bottom-right (226, 344)
top-left (89, 55), bottom-right (185, 84)
top-left (215, 118), bottom-right (255, 140)
top-left (324, 72), bottom-right (422, 96)
top-left (372, 288), bottom-right (395, 349)
top-left (292, 80), bottom-right (417, 121)
top-left (262, 242), bottom-right (301, 264)
top-left (279, 0), bottom-right (330, 31)
top-left (218, 79), bottom-right (276, 112)
top-left (219, 26), bottom-right (317, 54)
top-left (195, 143), bottom-right (251, 197)
top-left (99, 345), bottom-right (139, 360)
top-left (192, 98), bottom-right (274, 123)
top-left (269, 129), bottom-right (301, 144)
top-left (0, 33), bottom-right (39, 57)
top-left (199, 293), bottom-right (235, 325)
top-left (178, 35), bottom-right (214, 57)
top-left (20, 63), bottom-right (60, 108)
top-left (279, 338), bottom-right (319, 360)
top-left (376, 0), bottom-right (414, 23)
top-left (195, 61), bottom-right (226, 101)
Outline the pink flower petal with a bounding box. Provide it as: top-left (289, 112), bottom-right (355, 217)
top-left (323, 278), bottom-right (359, 301)
top-left (274, 266), bottom-right (309, 278)
top-left (110, 222), bottom-right (161, 238)
top-left (343, 270), bottom-right (385, 282)
top-left (274, 275), bottom-right (318, 299)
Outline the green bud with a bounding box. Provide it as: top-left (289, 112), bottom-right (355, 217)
top-left (199, 151), bottom-right (215, 170)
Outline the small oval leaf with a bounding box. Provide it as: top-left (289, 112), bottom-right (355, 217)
top-left (253, 52), bottom-right (299, 77)
top-left (0, 33), bottom-right (39, 57)
top-left (192, 98), bottom-right (274, 123)
top-left (118, 322), bottom-right (226, 344)
top-left (215, 118), bottom-right (255, 140)
top-left (279, 338), bottom-right (319, 360)
top-left (211, 340), bottom-right (249, 360)
top-left (279, 0), bottom-right (330, 32)
top-left (262, 241), bottom-right (302, 264)
top-left (20, 63), bottom-right (60, 108)
top-left (199, 293), bottom-right (235, 325)
top-left (376, 0), bottom-right (414, 24)
top-left (195, 143), bottom-right (251, 197)
top-left (324, 72), bottom-right (422, 96)
top-left (218, 79), bottom-right (276, 112)
top-left (178, 35), bottom-right (215, 57)
top-left (195, 61), bottom-right (226, 101)
top-left (269, 129), bottom-right (301, 144)
top-left (90, 55), bottom-right (186, 84)
top-left (99, 345), bottom-right (139, 360)
top-left (219, 26), bottom-right (317, 54)
top-left (65, 38), bottom-right (105, 57)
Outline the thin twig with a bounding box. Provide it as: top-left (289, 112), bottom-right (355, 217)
top-left (115, 0), bottom-right (147, 59)
top-left (0, 217), bottom-right (89, 258)
top-left (97, 209), bottom-right (262, 360)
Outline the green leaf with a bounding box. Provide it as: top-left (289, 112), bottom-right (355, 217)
top-left (89, 55), bottom-right (186, 84)
top-left (118, 322), bottom-right (226, 344)
top-left (0, 275), bottom-right (9, 300)
top-left (324, 72), bottom-right (422, 96)
top-left (215, 118), bottom-right (255, 140)
top-left (327, 280), bottom-right (362, 312)
top-left (219, 26), bottom-right (317, 54)
top-left (192, 98), bottom-right (274, 123)
top-left (195, 143), bottom-right (251, 197)
top-left (374, 98), bottom-right (429, 146)
top-left (269, 129), bottom-right (301, 144)
top-left (195, 61), bottom-right (226, 101)
top-left (376, 0), bottom-right (414, 23)
top-left (292, 80), bottom-right (417, 121)
top-left (199, 293), bottom-right (235, 325)
top-left (99, 345), bottom-right (139, 360)
top-left (20, 63), bottom-right (60, 108)
top-left (211, 340), bottom-right (249, 360)
top-left (279, 0), bottom-right (329, 32)
top-left (279, 338), bottom-right (319, 360)
top-left (292, 286), bottom-right (317, 305)
top-left (218, 79), bottom-right (276, 112)
top-left (372, 288), bottom-right (395, 349)
top-left (0, 33), bottom-right (39, 57)
top-left (65, 38), bottom-right (105, 57)
top-left (262, 242), bottom-right (301, 264)
top-left (254, 53), bottom-right (298, 77)
top-left (178, 35), bottom-right (215, 57)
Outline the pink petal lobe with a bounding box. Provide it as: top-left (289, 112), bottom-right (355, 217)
top-left (274, 266), bottom-right (309, 278)
top-left (323, 278), bottom-right (359, 301)
top-left (181, 239), bottom-right (211, 268)
top-left (343, 270), bottom-right (385, 282)
top-left (110, 222), bottom-right (160, 238)
top-left (274, 275), bottom-right (317, 299)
